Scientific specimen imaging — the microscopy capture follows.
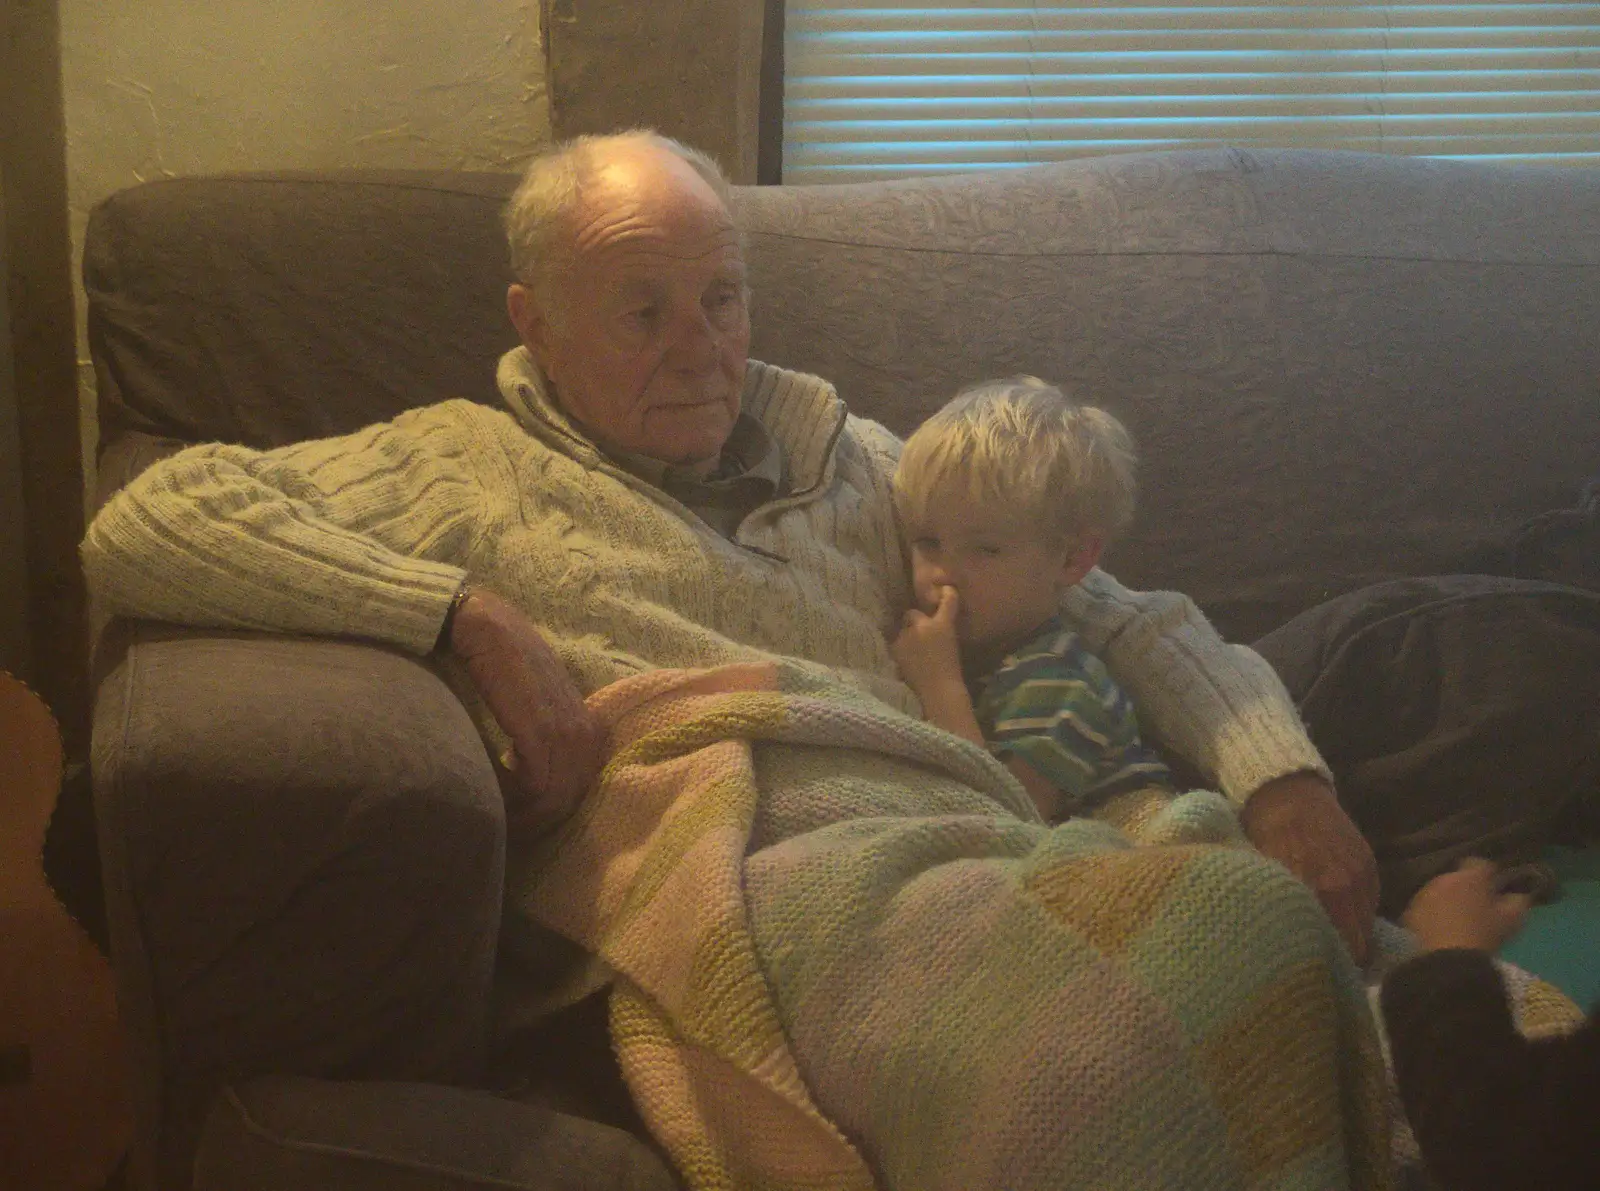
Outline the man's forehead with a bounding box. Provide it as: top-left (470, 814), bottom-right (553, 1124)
top-left (573, 154), bottom-right (738, 250)
top-left (581, 221), bottom-right (747, 286)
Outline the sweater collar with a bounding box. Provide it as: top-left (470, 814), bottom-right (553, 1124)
top-left (495, 347), bottom-right (846, 494)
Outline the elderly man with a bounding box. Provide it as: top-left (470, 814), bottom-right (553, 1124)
top-left (84, 131), bottom-right (1386, 1188)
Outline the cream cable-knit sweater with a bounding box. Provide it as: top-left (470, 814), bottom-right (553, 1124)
top-left (82, 349), bottom-right (1327, 805)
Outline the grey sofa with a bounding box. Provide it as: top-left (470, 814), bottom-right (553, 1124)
top-left (85, 148), bottom-right (1600, 1190)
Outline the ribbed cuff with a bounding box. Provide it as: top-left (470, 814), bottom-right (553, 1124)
top-left (1209, 698), bottom-right (1335, 806)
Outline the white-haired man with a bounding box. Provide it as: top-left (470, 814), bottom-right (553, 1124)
top-left (84, 130), bottom-right (1383, 1185)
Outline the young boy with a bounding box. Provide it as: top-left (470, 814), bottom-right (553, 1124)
top-left (891, 376), bottom-right (1175, 824)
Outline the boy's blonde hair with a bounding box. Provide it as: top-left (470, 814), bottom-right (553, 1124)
top-left (894, 376), bottom-right (1139, 542)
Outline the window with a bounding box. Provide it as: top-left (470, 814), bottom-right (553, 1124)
top-left (783, 2), bottom-right (1600, 181)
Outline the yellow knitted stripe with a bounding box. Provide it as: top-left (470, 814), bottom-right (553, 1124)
top-left (1194, 959), bottom-right (1343, 1180)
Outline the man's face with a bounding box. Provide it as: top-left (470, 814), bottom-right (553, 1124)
top-left (509, 149), bottom-right (752, 470)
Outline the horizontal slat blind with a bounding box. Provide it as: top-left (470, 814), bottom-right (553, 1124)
top-left (783, 2), bottom-right (1600, 181)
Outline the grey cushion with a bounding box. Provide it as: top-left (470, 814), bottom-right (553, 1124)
top-left (193, 1076), bottom-right (678, 1191)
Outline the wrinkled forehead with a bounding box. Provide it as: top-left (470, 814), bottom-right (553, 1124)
top-left (569, 157), bottom-right (743, 272)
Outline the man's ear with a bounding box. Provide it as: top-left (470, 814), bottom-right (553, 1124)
top-left (507, 283), bottom-right (550, 362)
top-left (1060, 533), bottom-right (1105, 589)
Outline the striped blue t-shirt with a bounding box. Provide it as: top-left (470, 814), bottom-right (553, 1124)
top-left (972, 616), bottom-right (1175, 820)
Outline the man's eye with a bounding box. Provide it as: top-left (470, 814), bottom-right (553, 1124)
top-left (912, 536), bottom-right (939, 552)
top-left (707, 288), bottom-right (744, 314)
top-left (976, 544), bottom-right (1003, 556)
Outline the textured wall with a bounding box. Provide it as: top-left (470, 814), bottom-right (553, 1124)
top-left (62, 0), bottom-right (552, 485)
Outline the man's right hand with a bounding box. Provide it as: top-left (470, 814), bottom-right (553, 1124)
top-left (447, 588), bottom-right (606, 832)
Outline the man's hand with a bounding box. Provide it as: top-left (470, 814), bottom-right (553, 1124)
top-left (1240, 772), bottom-right (1380, 965)
top-left (1402, 858), bottom-right (1532, 955)
top-left (447, 588), bottom-right (606, 832)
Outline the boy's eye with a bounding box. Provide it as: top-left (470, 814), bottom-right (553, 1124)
top-left (912, 536), bottom-right (940, 552)
top-left (976, 543), bottom-right (1004, 557)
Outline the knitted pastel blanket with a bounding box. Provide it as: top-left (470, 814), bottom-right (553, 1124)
top-left (519, 662), bottom-right (1395, 1191)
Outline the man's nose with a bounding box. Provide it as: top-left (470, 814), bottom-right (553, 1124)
top-left (666, 303), bottom-right (719, 365)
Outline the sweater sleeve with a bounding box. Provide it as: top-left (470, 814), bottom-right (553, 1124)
top-left (1061, 568), bottom-right (1330, 805)
top-left (82, 402), bottom-right (493, 655)
top-left (1380, 949), bottom-right (1600, 1191)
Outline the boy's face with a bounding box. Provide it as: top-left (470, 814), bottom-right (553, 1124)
top-left (905, 483), bottom-right (1101, 665)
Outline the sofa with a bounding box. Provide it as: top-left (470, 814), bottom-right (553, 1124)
top-left (84, 147), bottom-right (1600, 1190)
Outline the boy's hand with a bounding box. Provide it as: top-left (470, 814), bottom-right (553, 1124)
top-left (1402, 857), bottom-right (1533, 954)
top-left (892, 584), bottom-right (964, 694)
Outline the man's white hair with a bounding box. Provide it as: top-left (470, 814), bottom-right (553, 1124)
top-left (894, 376), bottom-right (1140, 543)
top-left (504, 129), bottom-right (735, 305)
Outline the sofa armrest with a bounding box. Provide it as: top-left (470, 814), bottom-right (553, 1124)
top-left (92, 622), bottom-right (505, 1191)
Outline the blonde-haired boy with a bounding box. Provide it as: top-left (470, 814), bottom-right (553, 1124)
top-left (892, 376), bottom-right (1175, 823)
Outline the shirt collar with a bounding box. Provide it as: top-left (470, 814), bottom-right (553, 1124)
top-left (607, 413), bottom-right (781, 492)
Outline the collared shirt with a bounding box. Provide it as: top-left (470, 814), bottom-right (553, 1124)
top-left (607, 413), bottom-right (787, 540)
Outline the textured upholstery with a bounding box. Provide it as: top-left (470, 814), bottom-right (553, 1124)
top-left (85, 171), bottom-right (520, 448)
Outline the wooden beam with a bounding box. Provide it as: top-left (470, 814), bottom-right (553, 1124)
top-left (1, 0), bottom-right (89, 750)
top-left (542, 0), bottom-right (765, 184)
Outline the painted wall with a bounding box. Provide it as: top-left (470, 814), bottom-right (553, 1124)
top-left (61, 0), bottom-right (552, 489)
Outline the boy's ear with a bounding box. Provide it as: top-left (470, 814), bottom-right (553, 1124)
top-left (1060, 533), bottom-right (1105, 589)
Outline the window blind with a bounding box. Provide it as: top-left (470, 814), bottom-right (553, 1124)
top-left (783, 2), bottom-right (1600, 181)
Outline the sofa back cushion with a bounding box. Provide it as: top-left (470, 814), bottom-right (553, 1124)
top-left (85, 171), bottom-right (521, 449)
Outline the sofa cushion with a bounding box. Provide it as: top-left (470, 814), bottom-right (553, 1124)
top-left (192, 1076), bottom-right (679, 1191)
